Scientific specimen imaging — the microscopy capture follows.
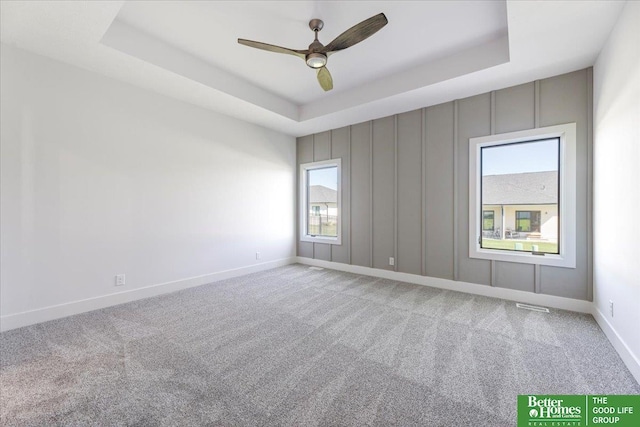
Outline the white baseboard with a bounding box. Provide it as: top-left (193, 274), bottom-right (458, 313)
top-left (0, 257), bottom-right (296, 332)
top-left (296, 257), bottom-right (593, 313)
top-left (592, 307), bottom-right (640, 384)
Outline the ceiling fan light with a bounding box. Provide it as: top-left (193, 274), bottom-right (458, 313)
top-left (306, 53), bottom-right (327, 68)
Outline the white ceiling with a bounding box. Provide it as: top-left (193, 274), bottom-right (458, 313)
top-left (0, 1), bottom-right (625, 137)
top-left (115, 1), bottom-right (508, 105)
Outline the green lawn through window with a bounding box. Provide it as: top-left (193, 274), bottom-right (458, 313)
top-left (482, 238), bottom-right (558, 254)
top-left (308, 223), bottom-right (337, 237)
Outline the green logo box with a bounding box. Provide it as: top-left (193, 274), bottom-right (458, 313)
top-left (518, 395), bottom-right (640, 427)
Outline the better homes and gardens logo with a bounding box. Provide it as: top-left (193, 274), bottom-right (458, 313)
top-left (518, 395), bottom-right (640, 427)
top-left (522, 395), bottom-right (583, 425)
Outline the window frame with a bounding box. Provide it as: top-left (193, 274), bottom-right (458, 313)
top-left (299, 158), bottom-right (342, 245)
top-left (469, 123), bottom-right (576, 268)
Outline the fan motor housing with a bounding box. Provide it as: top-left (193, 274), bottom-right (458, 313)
top-left (306, 52), bottom-right (327, 69)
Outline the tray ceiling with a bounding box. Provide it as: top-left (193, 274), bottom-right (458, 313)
top-left (0, 1), bottom-right (625, 136)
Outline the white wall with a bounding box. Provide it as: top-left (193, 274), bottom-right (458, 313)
top-left (0, 45), bottom-right (296, 325)
top-left (593, 0), bottom-right (640, 379)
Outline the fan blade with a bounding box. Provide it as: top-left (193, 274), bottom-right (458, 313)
top-left (322, 13), bottom-right (388, 54)
top-left (238, 39), bottom-right (307, 60)
top-left (317, 66), bottom-right (333, 91)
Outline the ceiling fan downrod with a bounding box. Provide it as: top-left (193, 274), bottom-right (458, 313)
top-left (306, 19), bottom-right (327, 69)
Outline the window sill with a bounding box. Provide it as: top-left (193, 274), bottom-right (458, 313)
top-left (470, 247), bottom-right (575, 268)
top-left (300, 235), bottom-right (342, 245)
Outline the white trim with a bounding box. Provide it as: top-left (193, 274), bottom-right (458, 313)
top-left (296, 257), bottom-right (591, 313)
top-left (299, 158), bottom-right (342, 245)
top-left (0, 257), bottom-right (296, 332)
top-left (469, 123), bottom-right (577, 268)
top-left (592, 307), bottom-right (640, 385)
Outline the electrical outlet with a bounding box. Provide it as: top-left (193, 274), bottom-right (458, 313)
top-left (609, 300), bottom-right (614, 317)
top-left (115, 274), bottom-right (125, 286)
top-left (389, 257), bottom-right (395, 266)
top-left (256, 252), bottom-right (261, 260)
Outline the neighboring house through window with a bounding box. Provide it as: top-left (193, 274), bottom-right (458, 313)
top-left (300, 159), bottom-right (342, 244)
top-left (481, 170), bottom-right (558, 245)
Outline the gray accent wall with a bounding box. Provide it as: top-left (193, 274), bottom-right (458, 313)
top-left (297, 68), bottom-right (593, 301)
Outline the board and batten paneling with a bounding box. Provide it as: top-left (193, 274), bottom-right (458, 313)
top-left (331, 126), bottom-right (350, 264)
top-left (297, 135), bottom-right (313, 259)
top-left (350, 122), bottom-right (372, 267)
top-left (296, 68), bottom-right (593, 301)
top-left (372, 116), bottom-right (395, 271)
top-left (396, 110), bottom-right (423, 276)
top-left (494, 82), bottom-right (536, 134)
top-left (538, 70), bottom-right (591, 300)
top-left (312, 131), bottom-right (332, 261)
top-left (313, 131), bottom-right (331, 162)
top-left (456, 93), bottom-right (492, 285)
top-left (425, 102), bottom-right (455, 280)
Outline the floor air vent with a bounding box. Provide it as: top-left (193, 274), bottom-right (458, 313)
top-left (309, 266), bottom-right (324, 271)
top-left (516, 303), bottom-right (550, 313)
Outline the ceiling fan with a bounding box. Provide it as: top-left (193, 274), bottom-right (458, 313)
top-left (238, 13), bottom-right (388, 92)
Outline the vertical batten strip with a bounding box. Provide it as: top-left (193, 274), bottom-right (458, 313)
top-left (534, 80), bottom-right (541, 128)
top-left (393, 115), bottom-right (399, 272)
top-left (491, 261), bottom-right (496, 287)
top-left (311, 133), bottom-right (315, 260)
top-left (534, 79), bottom-right (541, 289)
top-left (453, 100), bottom-right (459, 281)
top-left (490, 91), bottom-right (496, 286)
top-left (421, 108), bottom-right (427, 276)
top-left (369, 121), bottom-right (374, 268)
top-left (296, 137), bottom-right (300, 257)
top-left (348, 126), bottom-right (352, 265)
top-left (330, 130), bottom-right (333, 263)
top-left (490, 91), bottom-right (496, 135)
top-left (586, 67), bottom-right (594, 301)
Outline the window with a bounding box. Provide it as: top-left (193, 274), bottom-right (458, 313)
top-left (515, 211), bottom-right (541, 233)
top-left (483, 210), bottom-right (495, 231)
top-left (469, 123), bottom-right (576, 268)
top-left (300, 159), bottom-right (341, 244)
